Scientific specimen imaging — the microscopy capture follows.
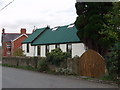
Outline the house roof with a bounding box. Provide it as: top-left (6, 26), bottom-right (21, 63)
top-left (2, 33), bottom-right (30, 43)
top-left (31, 25), bottom-right (81, 46)
top-left (22, 27), bottom-right (48, 44)
top-left (12, 34), bottom-right (28, 42)
top-left (2, 34), bottom-right (20, 42)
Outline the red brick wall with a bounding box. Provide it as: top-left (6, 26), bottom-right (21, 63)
top-left (13, 35), bottom-right (27, 52)
top-left (2, 42), bottom-right (12, 56)
top-left (2, 42), bottom-right (7, 56)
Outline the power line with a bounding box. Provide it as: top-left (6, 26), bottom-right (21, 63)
top-left (0, 0), bottom-right (14, 12)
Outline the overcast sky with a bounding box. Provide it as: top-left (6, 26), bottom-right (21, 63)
top-left (0, 0), bottom-right (77, 45)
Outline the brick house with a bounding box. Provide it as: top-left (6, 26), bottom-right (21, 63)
top-left (1, 28), bottom-right (30, 56)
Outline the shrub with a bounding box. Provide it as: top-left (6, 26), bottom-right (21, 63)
top-left (46, 48), bottom-right (70, 67)
top-left (55, 68), bottom-right (72, 75)
top-left (38, 57), bottom-right (48, 72)
top-left (105, 42), bottom-right (120, 80)
top-left (13, 48), bottom-right (25, 56)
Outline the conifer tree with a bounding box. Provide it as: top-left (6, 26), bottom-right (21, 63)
top-left (75, 2), bottom-right (114, 57)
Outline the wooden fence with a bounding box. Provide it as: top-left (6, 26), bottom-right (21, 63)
top-left (79, 49), bottom-right (105, 78)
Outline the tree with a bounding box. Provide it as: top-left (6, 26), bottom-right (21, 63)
top-left (75, 2), bottom-right (116, 57)
top-left (105, 2), bottom-right (120, 86)
top-left (75, 2), bottom-right (120, 86)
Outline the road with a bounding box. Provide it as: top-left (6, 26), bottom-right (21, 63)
top-left (2, 66), bottom-right (118, 88)
top-left (0, 66), bottom-right (2, 89)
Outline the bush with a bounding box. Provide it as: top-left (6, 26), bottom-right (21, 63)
top-left (13, 48), bottom-right (25, 56)
top-left (55, 68), bottom-right (72, 75)
top-left (38, 57), bottom-right (48, 72)
top-left (105, 42), bottom-right (120, 80)
top-left (46, 48), bottom-right (70, 67)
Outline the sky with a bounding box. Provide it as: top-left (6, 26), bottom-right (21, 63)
top-left (0, 0), bottom-right (77, 45)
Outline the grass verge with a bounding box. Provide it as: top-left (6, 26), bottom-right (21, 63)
top-left (2, 64), bottom-right (38, 71)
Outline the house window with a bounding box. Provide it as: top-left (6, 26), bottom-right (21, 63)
top-left (6, 43), bottom-right (11, 49)
top-left (67, 44), bottom-right (72, 57)
top-left (27, 44), bottom-right (29, 53)
top-left (46, 45), bottom-right (49, 55)
top-left (37, 46), bottom-right (41, 56)
top-left (55, 44), bottom-right (60, 49)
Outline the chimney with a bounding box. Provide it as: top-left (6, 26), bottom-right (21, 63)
top-left (20, 28), bottom-right (26, 34)
top-left (2, 28), bottom-right (5, 34)
top-left (32, 26), bottom-right (36, 32)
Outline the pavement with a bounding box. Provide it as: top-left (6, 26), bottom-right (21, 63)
top-left (2, 66), bottom-right (118, 88)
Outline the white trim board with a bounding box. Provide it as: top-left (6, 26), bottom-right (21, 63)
top-left (12, 34), bottom-right (28, 42)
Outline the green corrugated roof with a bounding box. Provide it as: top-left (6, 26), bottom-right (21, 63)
top-left (22, 27), bottom-right (47, 44)
top-left (31, 25), bottom-right (81, 46)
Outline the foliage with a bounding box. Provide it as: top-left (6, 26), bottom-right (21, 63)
top-left (55, 68), bottom-right (73, 75)
top-left (13, 48), bottom-right (25, 56)
top-left (37, 57), bottom-right (48, 72)
top-left (105, 43), bottom-right (120, 81)
top-left (46, 48), bottom-right (70, 67)
top-left (75, 2), bottom-right (120, 85)
top-left (75, 2), bottom-right (116, 56)
top-left (2, 64), bottom-right (37, 71)
top-left (104, 2), bottom-right (120, 83)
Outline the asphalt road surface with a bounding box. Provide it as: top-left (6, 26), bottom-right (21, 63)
top-left (0, 66), bottom-right (2, 89)
top-left (2, 66), bottom-right (118, 88)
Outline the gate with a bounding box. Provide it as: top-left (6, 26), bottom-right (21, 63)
top-left (79, 49), bottom-right (105, 78)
